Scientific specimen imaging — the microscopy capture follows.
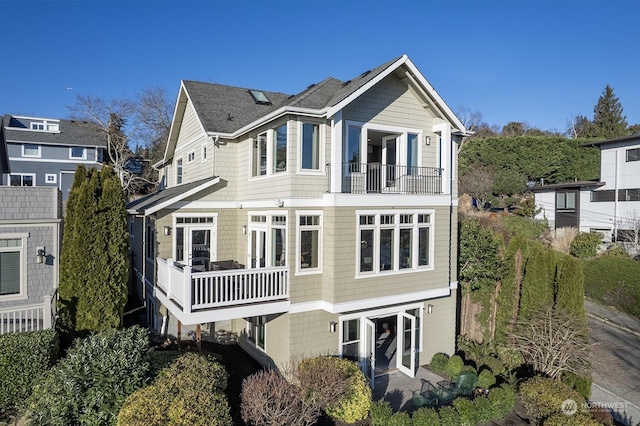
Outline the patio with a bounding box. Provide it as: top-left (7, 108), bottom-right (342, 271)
top-left (372, 366), bottom-right (447, 412)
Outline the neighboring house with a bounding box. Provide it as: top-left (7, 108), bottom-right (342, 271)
top-left (532, 134), bottom-right (640, 244)
top-left (0, 186), bottom-right (62, 335)
top-left (0, 114), bottom-right (106, 201)
top-left (127, 55), bottom-right (468, 386)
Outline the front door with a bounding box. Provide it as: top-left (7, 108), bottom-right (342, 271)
top-left (364, 318), bottom-right (376, 389)
top-left (397, 311), bottom-right (417, 377)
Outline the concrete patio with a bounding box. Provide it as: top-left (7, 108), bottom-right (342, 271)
top-left (371, 367), bottom-right (447, 412)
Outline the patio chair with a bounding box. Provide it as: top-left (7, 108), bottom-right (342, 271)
top-left (449, 372), bottom-right (478, 397)
top-left (410, 379), bottom-right (439, 407)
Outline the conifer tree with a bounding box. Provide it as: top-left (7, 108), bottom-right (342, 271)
top-left (588, 85), bottom-right (628, 139)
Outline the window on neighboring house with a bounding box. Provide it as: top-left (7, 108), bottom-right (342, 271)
top-left (591, 190), bottom-right (615, 202)
top-left (0, 235), bottom-right (27, 300)
top-left (247, 316), bottom-right (266, 350)
top-left (45, 174), bottom-right (57, 184)
top-left (97, 148), bottom-right (104, 163)
top-left (622, 188), bottom-right (640, 201)
top-left (251, 124), bottom-right (288, 177)
top-left (298, 213), bottom-right (321, 272)
top-left (187, 151), bottom-right (195, 163)
top-left (626, 148), bottom-right (640, 162)
top-left (31, 123), bottom-right (45, 130)
top-left (556, 192), bottom-right (576, 210)
top-left (201, 143), bottom-right (207, 163)
top-left (357, 211), bottom-right (433, 275)
top-left (10, 174), bottom-right (35, 187)
top-left (301, 123), bottom-right (321, 170)
top-left (176, 158), bottom-right (183, 185)
top-left (22, 144), bottom-right (40, 157)
top-left (129, 217), bottom-right (135, 238)
top-left (69, 146), bottom-right (86, 160)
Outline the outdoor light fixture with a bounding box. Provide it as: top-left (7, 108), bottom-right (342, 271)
top-left (329, 321), bottom-right (337, 333)
top-left (164, 226), bottom-right (171, 236)
top-left (242, 225), bottom-right (247, 235)
top-left (427, 304), bottom-right (434, 314)
top-left (36, 247), bottom-right (46, 264)
top-left (425, 136), bottom-right (431, 146)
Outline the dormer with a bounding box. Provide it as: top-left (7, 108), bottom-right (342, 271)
top-left (7, 116), bottom-right (60, 133)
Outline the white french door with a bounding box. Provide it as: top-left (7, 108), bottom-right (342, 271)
top-left (382, 135), bottom-right (398, 189)
top-left (397, 311), bottom-right (417, 377)
top-left (364, 318), bottom-right (376, 389)
top-left (249, 228), bottom-right (267, 269)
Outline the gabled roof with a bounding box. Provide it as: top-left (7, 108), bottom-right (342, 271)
top-left (2, 114), bottom-right (107, 148)
top-left (164, 55), bottom-right (467, 162)
top-left (127, 176), bottom-right (219, 216)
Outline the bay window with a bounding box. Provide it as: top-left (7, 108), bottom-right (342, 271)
top-left (252, 123), bottom-right (288, 177)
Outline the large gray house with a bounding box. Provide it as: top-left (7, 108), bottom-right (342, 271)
top-left (0, 114), bottom-right (106, 200)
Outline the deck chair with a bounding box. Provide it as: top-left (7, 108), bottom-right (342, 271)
top-left (410, 379), bottom-right (439, 407)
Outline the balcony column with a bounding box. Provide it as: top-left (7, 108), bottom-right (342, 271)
top-left (434, 123), bottom-right (452, 194)
top-left (43, 295), bottom-right (52, 329)
top-left (166, 258), bottom-right (174, 299)
top-left (330, 111), bottom-right (343, 193)
top-left (183, 265), bottom-right (192, 315)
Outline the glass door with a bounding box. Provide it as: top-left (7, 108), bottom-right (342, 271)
top-left (189, 228), bottom-right (212, 270)
top-left (364, 318), bottom-right (376, 389)
top-left (250, 229), bottom-right (266, 268)
top-left (397, 311), bottom-right (417, 377)
top-left (382, 136), bottom-right (398, 190)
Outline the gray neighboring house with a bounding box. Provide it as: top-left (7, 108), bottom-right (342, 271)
top-left (1, 114), bottom-right (106, 201)
top-left (0, 186), bottom-right (62, 335)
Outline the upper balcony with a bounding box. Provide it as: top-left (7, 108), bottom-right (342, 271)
top-left (155, 257), bottom-right (290, 325)
top-left (339, 163), bottom-right (442, 195)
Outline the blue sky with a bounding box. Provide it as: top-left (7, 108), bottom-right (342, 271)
top-left (1, 1), bottom-right (638, 133)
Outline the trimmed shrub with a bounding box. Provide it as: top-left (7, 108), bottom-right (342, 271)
top-left (387, 411), bottom-right (412, 426)
top-left (438, 405), bottom-right (459, 426)
top-left (119, 352), bottom-right (232, 426)
top-left (519, 376), bottom-right (587, 425)
top-left (147, 350), bottom-right (181, 379)
top-left (570, 232), bottom-right (601, 258)
top-left (370, 400), bottom-right (393, 426)
top-left (453, 396), bottom-right (494, 425)
top-left (544, 412), bottom-right (600, 426)
top-left (477, 368), bottom-right (497, 389)
top-left (0, 329), bottom-right (58, 413)
top-left (478, 355), bottom-right (506, 376)
top-left (428, 352), bottom-right (449, 374)
top-left (297, 356), bottom-right (353, 412)
top-left (488, 384), bottom-right (516, 419)
top-left (603, 244), bottom-right (630, 257)
top-left (411, 407), bottom-right (439, 426)
top-left (562, 372), bottom-right (592, 399)
top-left (28, 326), bottom-right (149, 426)
top-left (583, 256), bottom-right (640, 319)
top-left (445, 354), bottom-right (464, 378)
top-left (322, 358), bottom-right (371, 423)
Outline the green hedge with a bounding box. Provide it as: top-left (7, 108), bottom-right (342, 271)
top-left (570, 232), bottom-right (602, 258)
top-left (0, 329), bottom-right (59, 413)
top-left (583, 256), bottom-right (640, 319)
top-left (519, 376), bottom-right (588, 425)
top-left (27, 326), bottom-right (149, 425)
top-left (428, 352), bottom-right (449, 375)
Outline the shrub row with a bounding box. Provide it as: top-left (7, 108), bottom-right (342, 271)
top-left (0, 329), bottom-right (59, 413)
top-left (519, 376), bottom-right (589, 425)
top-left (583, 255), bottom-right (640, 319)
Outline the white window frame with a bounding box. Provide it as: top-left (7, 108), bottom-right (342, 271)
top-left (45, 174), bottom-right (57, 184)
top-left (10, 173), bottom-right (36, 187)
top-left (172, 213), bottom-right (218, 264)
top-left (69, 146), bottom-right (87, 160)
top-left (296, 211), bottom-right (322, 275)
top-left (30, 122), bottom-right (45, 130)
top-left (187, 150), bottom-right (196, 164)
top-left (247, 315), bottom-right (266, 351)
top-left (250, 122), bottom-right (288, 179)
top-left (246, 211), bottom-right (288, 268)
top-left (22, 144), bottom-right (41, 158)
top-left (201, 143), bottom-right (208, 163)
top-left (297, 121), bottom-right (325, 174)
top-left (0, 233), bottom-right (28, 302)
top-left (355, 210), bottom-right (434, 278)
top-left (175, 157), bottom-right (183, 185)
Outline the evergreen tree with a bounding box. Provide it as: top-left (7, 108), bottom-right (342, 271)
top-left (58, 166), bottom-right (129, 336)
top-left (554, 254), bottom-right (587, 324)
top-left (588, 85), bottom-right (628, 139)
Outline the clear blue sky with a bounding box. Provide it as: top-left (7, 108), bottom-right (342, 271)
top-left (1, 1), bottom-right (638, 133)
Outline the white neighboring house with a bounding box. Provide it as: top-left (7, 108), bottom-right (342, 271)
top-left (532, 134), bottom-right (640, 244)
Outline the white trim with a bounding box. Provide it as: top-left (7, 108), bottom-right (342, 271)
top-left (69, 146), bottom-right (87, 160)
top-left (0, 232), bottom-right (29, 302)
top-left (249, 121), bottom-right (289, 180)
top-left (9, 173), bottom-right (36, 187)
top-left (175, 157), bottom-right (183, 185)
top-left (172, 212), bottom-right (219, 264)
top-left (295, 210), bottom-right (323, 275)
top-left (21, 144), bottom-right (41, 158)
top-left (45, 174), bottom-right (57, 184)
top-left (289, 285), bottom-right (450, 314)
top-left (9, 157), bottom-right (101, 165)
top-left (297, 121), bottom-right (326, 174)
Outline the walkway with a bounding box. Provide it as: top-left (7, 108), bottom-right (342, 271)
top-left (371, 367), bottom-right (446, 412)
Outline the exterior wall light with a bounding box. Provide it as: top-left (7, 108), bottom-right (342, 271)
top-left (164, 226), bottom-right (171, 236)
top-left (329, 321), bottom-right (337, 333)
top-left (36, 247), bottom-right (46, 264)
top-left (427, 304), bottom-right (434, 314)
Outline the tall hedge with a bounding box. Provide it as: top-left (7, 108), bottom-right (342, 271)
top-left (0, 329), bottom-right (59, 413)
top-left (58, 166), bottom-right (129, 335)
top-left (583, 256), bottom-right (640, 318)
top-left (555, 254), bottom-right (587, 323)
top-left (519, 242), bottom-right (555, 321)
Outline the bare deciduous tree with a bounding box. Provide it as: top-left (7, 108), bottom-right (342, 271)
top-left (508, 308), bottom-right (594, 379)
top-left (459, 164), bottom-right (495, 208)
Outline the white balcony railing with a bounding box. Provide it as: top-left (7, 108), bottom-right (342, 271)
top-left (156, 258), bottom-right (289, 319)
top-left (0, 294), bottom-right (56, 335)
top-left (340, 162), bottom-right (443, 194)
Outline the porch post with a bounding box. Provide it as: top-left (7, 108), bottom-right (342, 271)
top-left (196, 324), bottom-right (202, 352)
top-left (177, 320), bottom-right (182, 349)
top-left (183, 265), bottom-right (192, 315)
top-left (43, 295), bottom-right (52, 330)
top-left (166, 258), bottom-right (174, 298)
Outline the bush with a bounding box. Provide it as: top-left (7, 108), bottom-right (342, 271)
top-left (453, 396), bottom-right (494, 425)
top-left (477, 369), bottom-right (497, 389)
top-left (387, 411), bottom-right (412, 426)
top-left (297, 356), bottom-right (353, 412)
top-left (438, 405), bottom-right (459, 426)
top-left (119, 352), bottom-right (232, 426)
top-left (370, 400), bottom-right (393, 426)
top-left (28, 326), bottom-right (149, 426)
top-left (321, 358), bottom-right (371, 423)
top-left (147, 350), bottom-right (181, 379)
top-left (0, 329), bottom-right (58, 413)
top-left (412, 407), bottom-right (440, 425)
top-left (570, 232), bottom-right (602, 258)
top-left (445, 354), bottom-right (464, 378)
top-left (478, 355), bottom-right (506, 376)
top-left (603, 244), bottom-right (630, 257)
top-left (583, 256), bottom-right (640, 318)
top-left (562, 372), bottom-right (592, 399)
top-left (428, 352), bottom-right (449, 374)
top-left (488, 384), bottom-right (516, 419)
top-left (519, 376), bottom-right (587, 425)
top-left (544, 412), bottom-right (600, 426)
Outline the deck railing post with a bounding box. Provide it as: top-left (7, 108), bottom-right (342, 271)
top-left (43, 295), bottom-right (52, 330)
top-left (166, 258), bottom-right (173, 298)
top-left (183, 265), bottom-right (192, 315)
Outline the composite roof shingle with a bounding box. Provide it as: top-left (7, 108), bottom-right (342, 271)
top-left (2, 114), bottom-right (107, 147)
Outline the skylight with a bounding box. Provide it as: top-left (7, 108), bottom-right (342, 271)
top-left (249, 89), bottom-right (271, 105)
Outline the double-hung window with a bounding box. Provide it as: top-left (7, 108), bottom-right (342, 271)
top-left (0, 234), bottom-right (27, 300)
top-left (252, 123), bottom-right (288, 177)
top-left (297, 212), bottom-right (322, 273)
top-left (357, 211), bottom-right (433, 275)
top-left (300, 123), bottom-right (321, 171)
top-left (626, 148), bottom-right (640, 162)
top-left (176, 158), bottom-right (183, 185)
top-left (22, 144), bottom-right (40, 157)
top-left (69, 146), bottom-right (86, 160)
